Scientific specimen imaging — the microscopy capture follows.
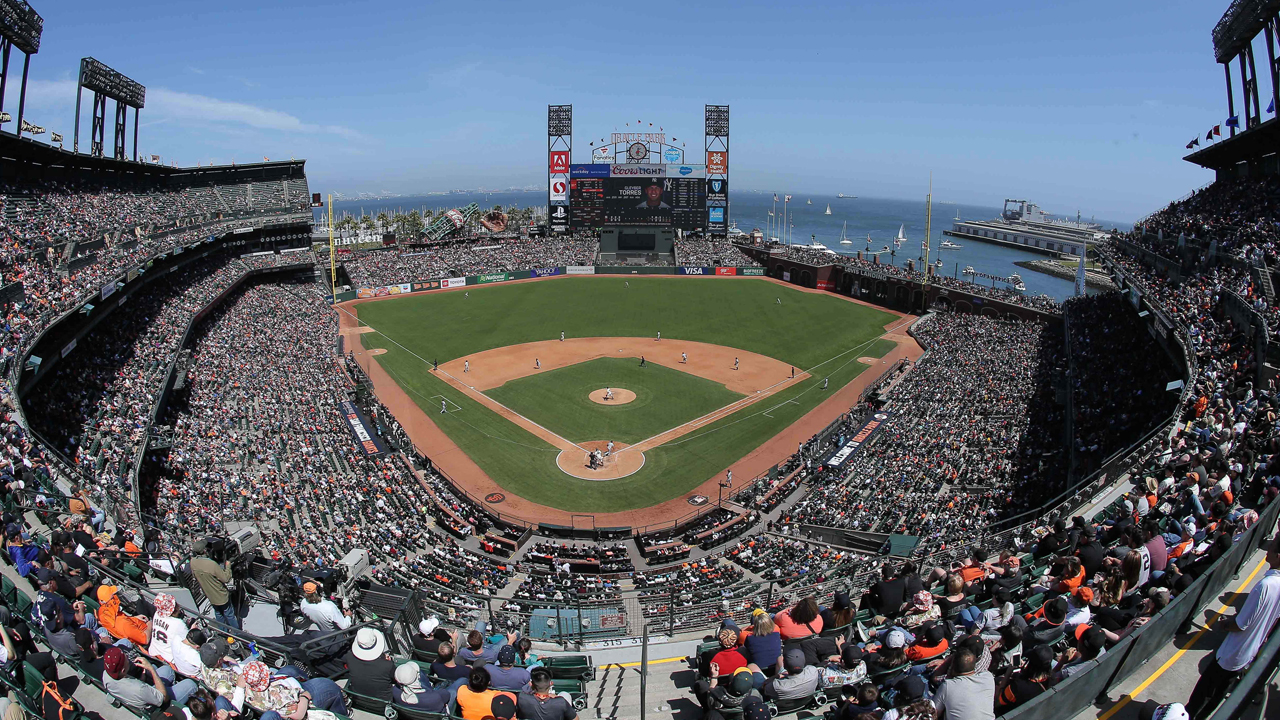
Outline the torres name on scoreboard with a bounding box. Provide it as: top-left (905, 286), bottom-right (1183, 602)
top-left (569, 164), bottom-right (707, 231)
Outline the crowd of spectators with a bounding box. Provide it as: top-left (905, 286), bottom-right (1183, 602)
top-left (343, 237), bottom-right (598, 287)
top-left (1138, 176), bottom-right (1280, 264)
top-left (675, 238), bottom-right (762, 267)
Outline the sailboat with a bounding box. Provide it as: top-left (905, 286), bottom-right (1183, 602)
top-left (894, 224), bottom-right (906, 249)
top-left (839, 222), bottom-right (853, 245)
top-left (806, 199), bottom-right (812, 205)
top-left (824, 204), bottom-right (832, 215)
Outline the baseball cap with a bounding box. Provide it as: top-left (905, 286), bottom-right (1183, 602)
top-left (730, 669), bottom-right (753, 695)
top-left (841, 644), bottom-right (863, 667)
top-left (191, 538), bottom-right (208, 553)
top-left (35, 568), bottom-right (55, 586)
top-left (489, 693), bottom-right (516, 720)
top-left (302, 581), bottom-right (319, 595)
top-left (418, 616), bottom-right (439, 637)
top-left (1025, 644), bottom-right (1054, 673)
top-left (783, 648), bottom-right (806, 673)
top-left (1152, 703), bottom-right (1190, 720)
top-left (899, 675), bottom-right (927, 702)
top-left (103, 646), bottom-right (128, 680)
top-left (1074, 587), bottom-right (1095, 605)
top-left (497, 644), bottom-right (517, 666)
top-left (885, 629), bottom-right (907, 648)
top-left (743, 696), bottom-right (770, 720)
top-left (200, 638), bottom-right (230, 669)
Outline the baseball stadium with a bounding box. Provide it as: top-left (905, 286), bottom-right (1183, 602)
top-left (0, 3), bottom-right (1274, 720)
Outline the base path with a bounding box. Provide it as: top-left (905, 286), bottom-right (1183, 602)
top-left (339, 275), bottom-right (924, 529)
top-left (590, 388), bottom-right (635, 405)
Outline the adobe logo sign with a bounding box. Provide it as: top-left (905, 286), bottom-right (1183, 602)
top-left (549, 151), bottom-right (570, 174)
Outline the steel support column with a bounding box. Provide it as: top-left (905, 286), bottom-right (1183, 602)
top-left (1226, 62), bottom-right (1237, 137)
top-left (1247, 44), bottom-right (1262, 124)
top-left (1266, 22), bottom-right (1280, 118)
top-left (90, 93), bottom-right (106, 157)
top-left (1240, 53), bottom-right (1251, 130)
top-left (132, 107), bottom-right (138, 161)
top-left (14, 54), bottom-right (28, 138)
top-left (113, 100), bottom-right (126, 160)
top-left (0, 40), bottom-right (9, 119)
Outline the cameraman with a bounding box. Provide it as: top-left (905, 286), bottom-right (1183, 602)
top-left (190, 539), bottom-right (238, 629)
top-left (300, 582), bottom-right (352, 633)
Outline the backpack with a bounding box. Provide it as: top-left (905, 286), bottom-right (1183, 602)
top-left (40, 680), bottom-right (81, 720)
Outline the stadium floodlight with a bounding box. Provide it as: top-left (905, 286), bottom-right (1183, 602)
top-left (1212, 0), bottom-right (1280, 63)
top-left (78, 57), bottom-right (145, 108)
top-left (0, 0), bottom-right (42, 55)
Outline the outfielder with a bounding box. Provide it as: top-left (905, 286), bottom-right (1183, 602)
top-left (822, 377), bottom-right (829, 390)
top-left (776, 297), bottom-right (781, 305)
top-left (640, 356), bottom-right (646, 367)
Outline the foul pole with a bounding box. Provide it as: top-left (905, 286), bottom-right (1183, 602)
top-left (328, 193), bottom-right (336, 300)
top-left (922, 174), bottom-right (932, 312)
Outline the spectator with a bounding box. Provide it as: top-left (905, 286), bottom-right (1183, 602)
top-left (344, 628), bottom-right (396, 702)
top-left (189, 539), bottom-right (237, 629)
top-left (456, 666), bottom-right (516, 720)
top-left (393, 661), bottom-right (450, 713)
top-left (932, 648), bottom-right (994, 720)
top-left (760, 648), bottom-right (819, 702)
top-left (517, 667), bottom-right (578, 720)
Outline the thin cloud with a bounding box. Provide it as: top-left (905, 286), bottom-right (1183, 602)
top-left (187, 66), bottom-right (206, 75)
top-left (147, 88), bottom-right (364, 140)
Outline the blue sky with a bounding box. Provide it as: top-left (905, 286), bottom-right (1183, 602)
top-left (8, 0), bottom-right (1247, 222)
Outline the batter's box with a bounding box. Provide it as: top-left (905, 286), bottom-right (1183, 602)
top-left (762, 399), bottom-right (799, 418)
top-left (431, 395), bottom-right (463, 414)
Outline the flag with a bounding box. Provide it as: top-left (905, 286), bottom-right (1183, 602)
top-left (20, 120), bottom-right (44, 134)
top-left (263, 156), bottom-right (269, 162)
top-left (1075, 254), bottom-right (1086, 297)
top-left (773, 193), bottom-right (778, 202)
top-left (151, 154), bottom-right (159, 162)
top-left (0, 112), bottom-right (9, 123)
top-left (784, 195), bottom-right (792, 202)
top-left (1225, 115), bottom-right (1239, 128)
top-left (1207, 128), bottom-right (1214, 141)
top-left (1214, 125), bottom-right (1221, 137)
top-left (1269, 98), bottom-right (1275, 114)
top-left (50, 132), bottom-right (61, 143)
top-left (1186, 137), bottom-right (1200, 149)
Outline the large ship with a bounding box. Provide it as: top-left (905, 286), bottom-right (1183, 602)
top-left (944, 199), bottom-right (1106, 258)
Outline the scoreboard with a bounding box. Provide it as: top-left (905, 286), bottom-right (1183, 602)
top-left (569, 164), bottom-right (707, 232)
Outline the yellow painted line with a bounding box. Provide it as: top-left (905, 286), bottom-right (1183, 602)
top-left (608, 656), bottom-right (688, 669)
top-left (1095, 558), bottom-right (1268, 720)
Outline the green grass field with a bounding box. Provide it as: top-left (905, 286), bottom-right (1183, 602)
top-left (485, 357), bottom-right (744, 444)
top-left (355, 277), bottom-right (898, 512)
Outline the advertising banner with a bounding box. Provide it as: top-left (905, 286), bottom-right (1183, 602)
top-left (663, 147), bottom-right (683, 163)
top-left (664, 164), bottom-right (705, 178)
top-left (609, 164), bottom-right (666, 178)
top-left (678, 266), bottom-right (712, 275)
top-left (61, 338), bottom-right (76, 358)
top-left (783, 270), bottom-right (792, 282)
top-left (412, 280), bottom-right (442, 292)
top-left (477, 272), bottom-right (509, 284)
top-left (340, 401), bottom-right (385, 456)
top-left (442, 277), bottom-right (467, 289)
top-left (567, 266), bottom-right (596, 275)
top-left (740, 267), bottom-right (765, 276)
top-left (530, 267), bottom-right (562, 277)
top-left (570, 164), bottom-right (610, 178)
top-left (707, 206), bottom-right (726, 234)
top-left (101, 280), bottom-right (118, 300)
top-left (549, 176), bottom-right (568, 203)
top-left (817, 279), bottom-right (835, 290)
top-left (715, 267), bottom-right (737, 276)
top-left (706, 178), bottom-right (728, 204)
top-left (592, 147), bottom-right (613, 164)
top-left (824, 412), bottom-right (891, 468)
top-left (549, 151), bottom-right (569, 174)
top-left (706, 150), bottom-right (728, 174)
top-left (549, 205), bottom-right (569, 231)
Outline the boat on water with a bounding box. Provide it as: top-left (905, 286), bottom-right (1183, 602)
top-left (837, 193), bottom-right (857, 199)
top-left (804, 241), bottom-right (834, 253)
top-left (824, 204), bottom-right (832, 215)
top-left (894, 224), bottom-right (907, 249)
top-left (838, 222), bottom-right (853, 245)
top-left (1009, 272), bottom-right (1023, 282)
top-left (806, 199), bottom-right (812, 205)
top-left (940, 239), bottom-right (962, 250)
top-left (726, 221), bottom-right (746, 239)
top-left (1012, 281), bottom-right (1027, 292)
top-left (963, 265), bottom-right (975, 274)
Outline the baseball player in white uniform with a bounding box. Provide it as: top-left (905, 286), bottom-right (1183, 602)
top-left (464, 360), bottom-right (469, 373)
top-left (681, 352), bottom-right (687, 364)
top-left (604, 387), bottom-right (614, 400)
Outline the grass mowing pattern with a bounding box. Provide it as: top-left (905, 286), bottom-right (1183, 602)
top-left (356, 278), bottom-right (899, 512)
top-left (485, 357), bottom-right (744, 444)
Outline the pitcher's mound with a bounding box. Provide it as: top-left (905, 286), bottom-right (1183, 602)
top-left (589, 388), bottom-right (636, 405)
top-left (557, 440), bottom-right (645, 481)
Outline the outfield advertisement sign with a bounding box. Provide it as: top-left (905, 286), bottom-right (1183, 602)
top-left (442, 277), bottom-right (467, 289)
top-left (715, 267), bottom-right (737, 276)
top-left (678, 267), bottom-right (712, 275)
top-left (476, 272), bottom-right (509, 284)
top-left (530, 267), bottom-right (562, 277)
top-left (340, 401), bottom-right (385, 457)
top-left (824, 412), bottom-right (891, 468)
top-left (567, 266), bottom-right (596, 275)
top-left (740, 267), bottom-right (765, 276)
top-left (817, 280), bottom-right (835, 290)
top-left (412, 280), bottom-right (442, 292)
top-left (357, 282), bottom-right (413, 298)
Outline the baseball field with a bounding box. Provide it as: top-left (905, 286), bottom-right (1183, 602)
top-left (347, 276), bottom-right (902, 515)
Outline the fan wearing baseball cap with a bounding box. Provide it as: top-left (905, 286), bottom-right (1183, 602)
top-left (299, 581), bottom-right (352, 633)
top-left (760, 648), bottom-right (820, 701)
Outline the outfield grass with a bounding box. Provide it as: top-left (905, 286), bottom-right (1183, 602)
top-left (356, 277), bottom-right (899, 512)
top-left (485, 357), bottom-right (744, 444)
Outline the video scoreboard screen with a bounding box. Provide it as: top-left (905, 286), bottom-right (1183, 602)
top-left (570, 165), bottom-right (707, 231)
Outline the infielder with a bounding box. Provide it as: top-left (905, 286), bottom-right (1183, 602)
top-left (656, 331), bottom-right (661, 341)
top-left (535, 358), bottom-right (540, 370)
top-left (822, 377), bottom-right (829, 390)
top-left (734, 357), bottom-right (739, 371)
top-left (560, 331), bottom-right (565, 341)
top-left (440, 400), bottom-right (446, 414)
top-left (604, 387), bottom-right (614, 400)
top-left (681, 352), bottom-right (687, 364)
top-left (464, 360), bottom-right (470, 373)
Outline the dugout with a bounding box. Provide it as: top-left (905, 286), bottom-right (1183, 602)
top-left (598, 225), bottom-right (675, 265)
